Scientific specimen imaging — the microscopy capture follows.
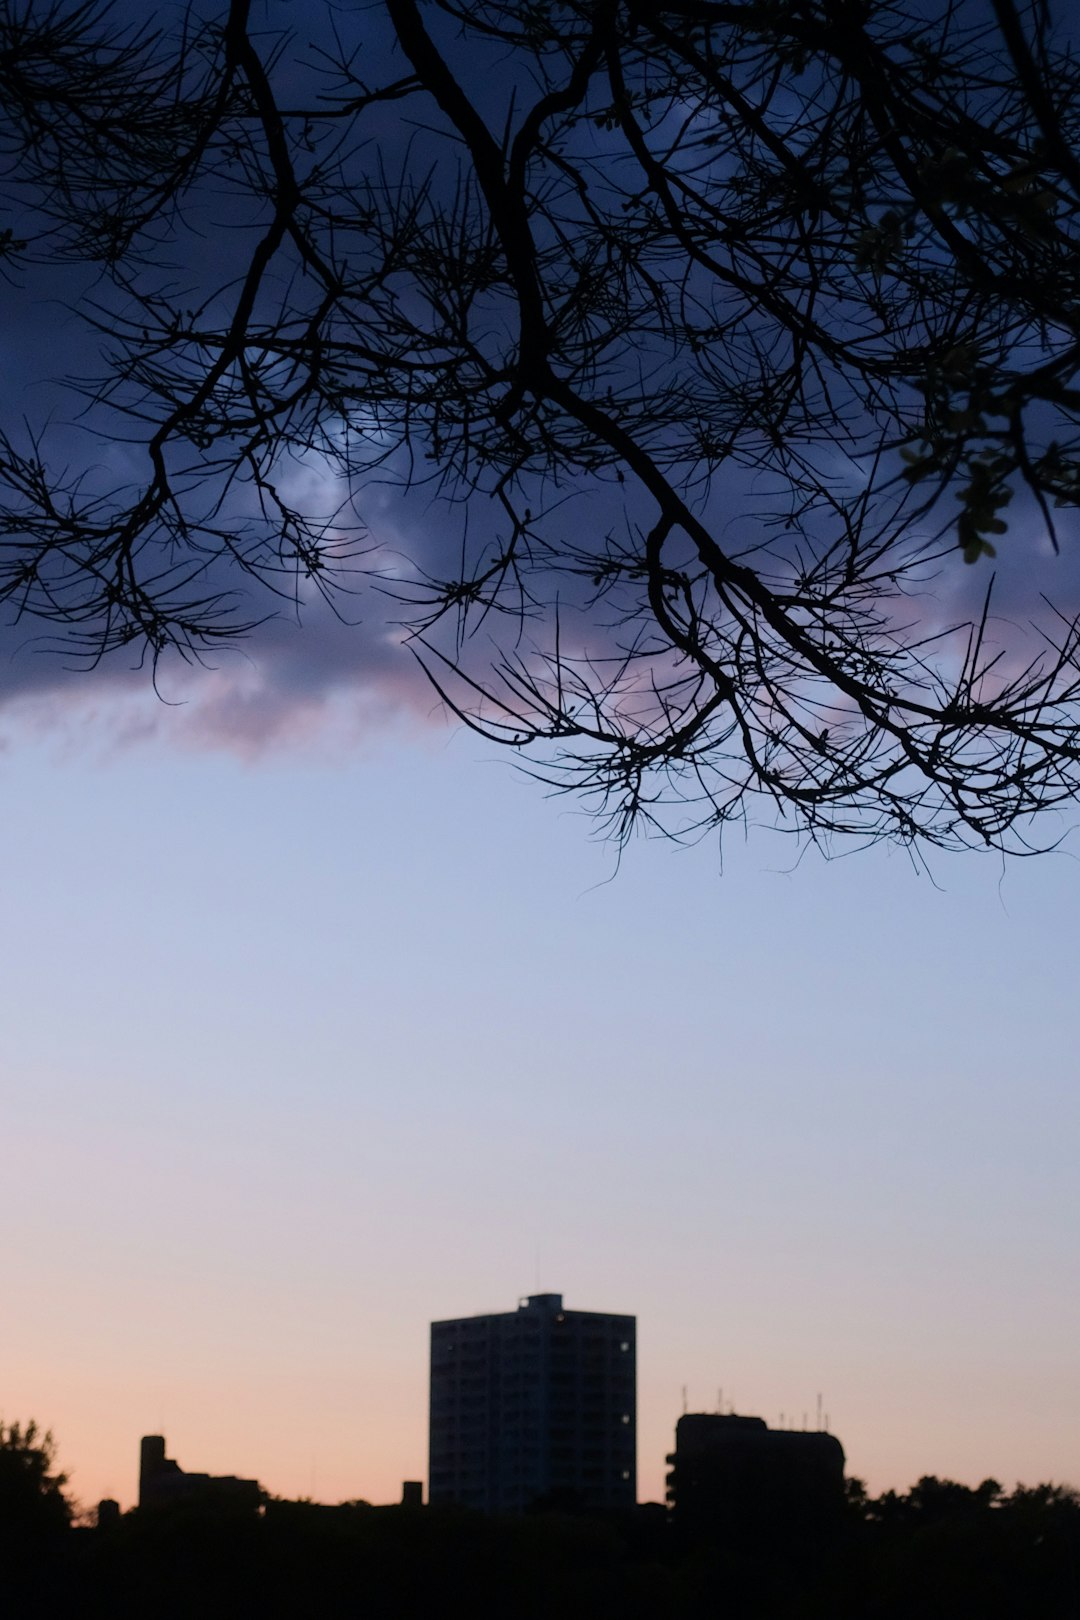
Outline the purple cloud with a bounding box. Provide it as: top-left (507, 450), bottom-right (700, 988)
top-left (0, 594), bottom-right (449, 758)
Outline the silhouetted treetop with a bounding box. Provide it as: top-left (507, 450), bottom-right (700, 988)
top-left (4, 0), bottom-right (1080, 856)
top-left (0, 1419), bottom-right (72, 1541)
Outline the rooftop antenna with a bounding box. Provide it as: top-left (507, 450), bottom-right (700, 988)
top-left (717, 1387), bottom-right (723, 1413)
top-left (682, 1385), bottom-right (688, 1415)
top-left (803, 1412), bottom-right (808, 1430)
top-left (817, 1393), bottom-right (823, 1431)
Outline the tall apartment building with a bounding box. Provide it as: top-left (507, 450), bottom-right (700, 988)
top-left (429, 1292), bottom-right (636, 1514)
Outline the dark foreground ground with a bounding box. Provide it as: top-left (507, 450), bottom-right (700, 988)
top-left (5, 1478), bottom-right (1080, 1619)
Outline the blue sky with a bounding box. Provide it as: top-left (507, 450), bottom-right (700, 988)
top-left (3, 692), bottom-right (1078, 1509)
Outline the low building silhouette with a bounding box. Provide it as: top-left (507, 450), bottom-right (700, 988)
top-left (666, 1413), bottom-right (845, 1544)
top-left (138, 1435), bottom-right (262, 1513)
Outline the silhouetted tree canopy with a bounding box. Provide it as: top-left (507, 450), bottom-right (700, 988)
top-left (4, 0), bottom-right (1080, 855)
top-left (0, 1419), bottom-right (72, 1543)
top-left (11, 1462), bottom-right (1080, 1618)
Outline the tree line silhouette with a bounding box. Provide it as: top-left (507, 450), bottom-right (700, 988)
top-left (3, 1419), bottom-right (1078, 1617)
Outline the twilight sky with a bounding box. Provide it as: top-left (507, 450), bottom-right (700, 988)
top-left (3, 665), bottom-right (1078, 1510)
top-left (2, 0), bottom-right (1079, 1519)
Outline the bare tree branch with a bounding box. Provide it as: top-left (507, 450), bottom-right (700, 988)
top-left (3, 0), bottom-right (1080, 856)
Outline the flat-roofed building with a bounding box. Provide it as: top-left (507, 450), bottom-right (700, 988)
top-left (429, 1292), bottom-right (636, 1514)
top-left (138, 1435), bottom-right (262, 1513)
top-left (666, 1413), bottom-right (846, 1543)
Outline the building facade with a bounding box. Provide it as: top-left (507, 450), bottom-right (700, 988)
top-left (138, 1435), bottom-right (262, 1513)
top-left (666, 1413), bottom-right (846, 1543)
top-left (429, 1292), bottom-right (636, 1513)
